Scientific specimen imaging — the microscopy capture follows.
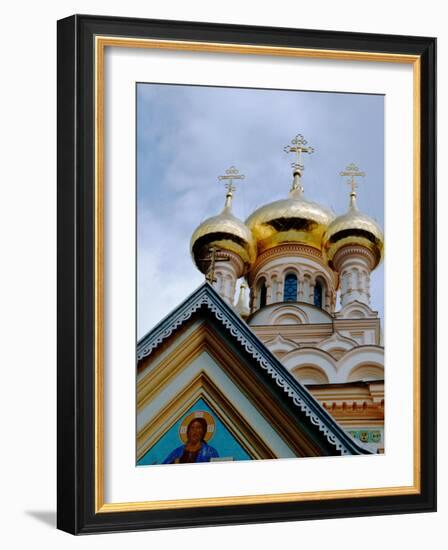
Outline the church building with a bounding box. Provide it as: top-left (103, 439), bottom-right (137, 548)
top-left (137, 134), bottom-right (384, 465)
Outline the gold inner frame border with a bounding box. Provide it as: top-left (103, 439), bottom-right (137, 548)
top-left (94, 35), bottom-right (421, 513)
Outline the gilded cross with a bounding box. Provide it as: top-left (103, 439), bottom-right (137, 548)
top-left (218, 166), bottom-right (245, 195)
top-left (284, 134), bottom-right (314, 173)
top-left (340, 163), bottom-right (365, 195)
top-left (199, 246), bottom-right (230, 284)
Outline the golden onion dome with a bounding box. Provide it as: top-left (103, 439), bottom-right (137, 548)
top-left (190, 191), bottom-right (256, 275)
top-left (245, 180), bottom-right (334, 254)
top-left (323, 193), bottom-right (384, 270)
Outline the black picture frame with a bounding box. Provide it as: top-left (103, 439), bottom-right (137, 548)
top-left (57, 14), bottom-right (436, 534)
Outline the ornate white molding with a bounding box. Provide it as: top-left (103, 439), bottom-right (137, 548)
top-left (333, 245), bottom-right (376, 272)
top-left (248, 243), bottom-right (333, 283)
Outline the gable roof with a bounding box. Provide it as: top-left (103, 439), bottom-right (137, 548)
top-left (138, 283), bottom-right (372, 456)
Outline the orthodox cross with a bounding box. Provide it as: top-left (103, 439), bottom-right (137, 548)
top-left (284, 134), bottom-right (314, 175)
top-left (201, 245), bottom-right (230, 284)
top-left (340, 163), bottom-right (365, 196)
top-left (218, 165), bottom-right (245, 204)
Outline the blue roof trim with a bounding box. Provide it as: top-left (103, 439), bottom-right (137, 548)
top-left (138, 283), bottom-right (372, 456)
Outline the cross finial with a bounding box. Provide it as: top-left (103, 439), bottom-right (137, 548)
top-left (284, 134), bottom-right (314, 174)
top-left (218, 166), bottom-right (245, 194)
top-left (340, 163), bottom-right (365, 209)
top-left (284, 134), bottom-right (314, 192)
top-left (218, 166), bottom-right (245, 208)
top-left (201, 245), bottom-right (230, 284)
top-left (340, 163), bottom-right (365, 195)
top-left (205, 246), bottom-right (218, 284)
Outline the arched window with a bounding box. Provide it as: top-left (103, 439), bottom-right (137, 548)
top-left (258, 278), bottom-right (267, 308)
top-left (283, 273), bottom-right (297, 302)
top-left (314, 279), bottom-right (324, 309)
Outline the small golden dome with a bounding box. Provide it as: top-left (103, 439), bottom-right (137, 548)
top-left (190, 194), bottom-right (256, 274)
top-left (246, 184), bottom-right (334, 254)
top-left (323, 194), bottom-right (384, 270)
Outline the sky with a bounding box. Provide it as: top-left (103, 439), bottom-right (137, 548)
top-left (137, 83), bottom-right (384, 339)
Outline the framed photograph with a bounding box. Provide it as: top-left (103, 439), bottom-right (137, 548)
top-left (57, 14), bottom-right (436, 534)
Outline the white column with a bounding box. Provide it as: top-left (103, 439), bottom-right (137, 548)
top-left (297, 278), bottom-right (304, 301)
top-left (210, 251), bottom-right (244, 305)
top-left (213, 263), bottom-right (237, 304)
top-left (266, 282), bottom-right (273, 305)
top-left (302, 276), bottom-right (310, 303)
top-left (309, 281), bottom-right (315, 304)
top-left (333, 246), bottom-right (375, 307)
top-left (269, 277), bottom-right (278, 305)
top-left (276, 278), bottom-right (284, 302)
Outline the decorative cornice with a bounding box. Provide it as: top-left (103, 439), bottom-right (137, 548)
top-left (215, 249), bottom-right (245, 276)
top-left (247, 243), bottom-right (337, 287)
top-left (333, 245), bottom-right (376, 271)
top-left (137, 283), bottom-right (372, 456)
top-left (261, 243), bottom-right (324, 260)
